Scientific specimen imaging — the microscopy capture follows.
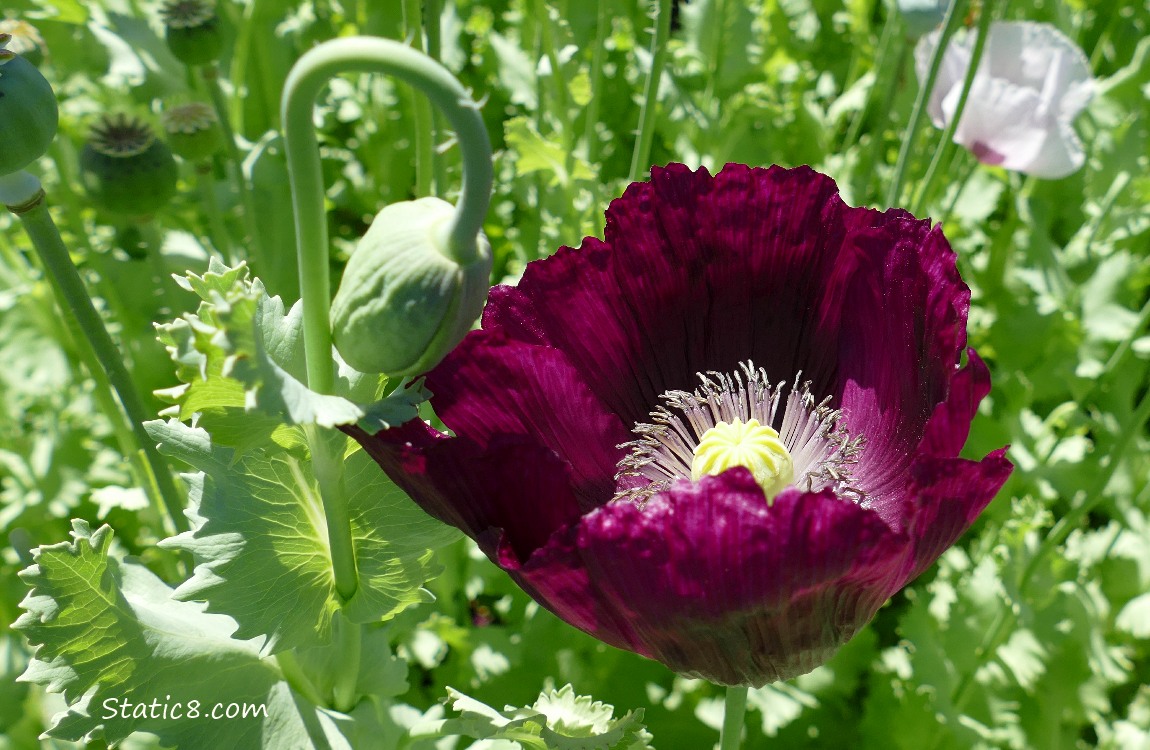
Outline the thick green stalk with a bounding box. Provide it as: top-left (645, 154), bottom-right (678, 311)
top-left (1, 173), bottom-right (186, 532)
top-left (307, 424), bottom-right (358, 601)
top-left (331, 613), bottom-right (363, 712)
top-left (912, 0), bottom-right (996, 216)
top-left (884, 0), bottom-right (968, 208)
top-left (281, 36), bottom-right (493, 396)
top-left (629, 0), bottom-right (673, 181)
top-left (719, 685), bottom-right (748, 750)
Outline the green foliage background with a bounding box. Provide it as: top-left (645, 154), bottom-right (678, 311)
top-left (0, 0), bottom-right (1147, 747)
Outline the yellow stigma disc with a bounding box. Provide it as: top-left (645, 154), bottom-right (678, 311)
top-left (691, 418), bottom-right (795, 501)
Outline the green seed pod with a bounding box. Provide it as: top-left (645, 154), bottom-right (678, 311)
top-left (161, 0), bottom-right (224, 67)
top-left (79, 114), bottom-right (179, 216)
top-left (0, 20), bottom-right (46, 68)
top-left (162, 101), bottom-right (224, 161)
top-left (331, 197), bottom-right (493, 376)
top-left (0, 33), bottom-right (58, 176)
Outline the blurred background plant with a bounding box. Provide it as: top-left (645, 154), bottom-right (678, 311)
top-left (0, 0), bottom-right (1147, 748)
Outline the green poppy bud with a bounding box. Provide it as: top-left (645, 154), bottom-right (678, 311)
top-left (162, 101), bottom-right (224, 161)
top-left (0, 33), bottom-right (58, 176)
top-left (330, 197), bottom-right (493, 376)
top-left (160, 0), bottom-right (224, 67)
top-left (79, 114), bottom-right (179, 216)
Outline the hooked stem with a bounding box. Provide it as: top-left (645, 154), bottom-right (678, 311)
top-left (281, 36), bottom-right (493, 396)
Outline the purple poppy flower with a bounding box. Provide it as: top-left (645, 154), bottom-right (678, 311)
top-left (345, 164), bottom-right (1012, 687)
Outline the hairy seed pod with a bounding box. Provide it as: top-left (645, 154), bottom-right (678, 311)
top-left (162, 101), bottom-right (224, 161)
top-left (161, 0), bottom-right (224, 67)
top-left (330, 198), bottom-right (493, 376)
top-left (79, 114), bottom-right (179, 216)
top-left (0, 33), bottom-right (58, 176)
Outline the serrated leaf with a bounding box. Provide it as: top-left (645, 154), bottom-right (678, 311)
top-left (13, 520), bottom-right (362, 749)
top-left (505, 117), bottom-right (596, 188)
top-left (155, 262), bottom-right (395, 453)
top-left (416, 685), bottom-right (653, 749)
top-left (148, 420), bottom-right (459, 654)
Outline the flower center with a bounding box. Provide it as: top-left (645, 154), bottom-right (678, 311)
top-left (614, 361), bottom-right (866, 507)
top-left (690, 418), bottom-right (795, 501)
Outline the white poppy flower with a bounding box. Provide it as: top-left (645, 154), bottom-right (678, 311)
top-left (915, 21), bottom-right (1095, 179)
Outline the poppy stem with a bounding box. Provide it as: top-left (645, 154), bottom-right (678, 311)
top-left (0, 171), bottom-right (187, 534)
top-left (718, 685), bottom-right (748, 750)
top-left (282, 36), bottom-right (493, 395)
top-left (884, 0), bottom-right (968, 209)
top-left (629, 0), bottom-right (672, 181)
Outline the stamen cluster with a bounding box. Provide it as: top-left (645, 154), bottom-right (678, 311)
top-left (614, 361), bottom-right (866, 506)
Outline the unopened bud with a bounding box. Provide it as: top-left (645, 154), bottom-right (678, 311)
top-left (79, 114), bottom-right (179, 216)
top-left (161, 0), bottom-right (224, 67)
top-left (0, 32), bottom-right (58, 176)
top-left (330, 198), bottom-right (493, 376)
top-left (162, 101), bottom-right (224, 161)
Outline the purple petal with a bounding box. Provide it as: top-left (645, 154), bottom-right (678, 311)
top-left (510, 469), bottom-right (910, 686)
top-left (425, 331), bottom-right (632, 508)
top-left (902, 449), bottom-right (1013, 581)
top-left (837, 218), bottom-right (970, 503)
top-left (485, 164), bottom-right (871, 424)
top-left (343, 421), bottom-right (585, 561)
top-left (919, 348), bottom-right (992, 458)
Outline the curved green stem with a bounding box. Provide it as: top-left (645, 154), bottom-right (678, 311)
top-left (912, 0), bottom-right (996, 216)
top-left (629, 0), bottom-right (673, 181)
top-left (1, 172), bottom-right (186, 533)
top-left (719, 685), bottom-right (748, 750)
top-left (884, 0), bottom-right (968, 208)
top-left (281, 36), bottom-right (493, 395)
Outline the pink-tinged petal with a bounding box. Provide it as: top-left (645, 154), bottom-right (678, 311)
top-left (919, 348), bottom-right (992, 459)
top-left (915, 21), bottom-right (1094, 179)
top-left (426, 332), bottom-right (632, 508)
top-left (838, 219), bottom-right (969, 502)
top-left (902, 449), bottom-right (1013, 582)
top-left (343, 421), bottom-right (585, 561)
top-left (514, 470), bottom-right (911, 686)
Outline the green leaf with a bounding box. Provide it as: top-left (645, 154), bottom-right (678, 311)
top-left (13, 520), bottom-right (363, 748)
top-left (505, 117), bottom-right (596, 188)
top-left (415, 684), bottom-right (653, 749)
top-left (148, 419), bottom-right (459, 654)
top-left (157, 260), bottom-right (373, 443)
